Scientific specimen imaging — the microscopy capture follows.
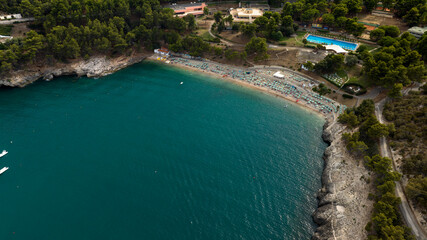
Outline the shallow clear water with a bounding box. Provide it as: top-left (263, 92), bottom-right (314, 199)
top-left (0, 62), bottom-right (326, 239)
top-left (307, 34), bottom-right (357, 50)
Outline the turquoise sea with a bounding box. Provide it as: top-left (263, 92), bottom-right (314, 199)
top-left (0, 62), bottom-right (327, 239)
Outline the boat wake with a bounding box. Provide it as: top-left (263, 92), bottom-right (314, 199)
top-left (0, 150), bottom-right (7, 158)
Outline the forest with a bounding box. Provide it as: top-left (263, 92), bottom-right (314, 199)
top-left (0, 0), bottom-right (206, 75)
top-left (212, 0), bottom-right (426, 41)
top-left (361, 31), bottom-right (425, 90)
top-left (339, 100), bottom-right (415, 240)
top-left (383, 89), bottom-right (427, 212)
top-left (211, 0), bottom-right (367, 40)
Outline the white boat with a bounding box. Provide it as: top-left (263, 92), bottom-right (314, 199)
top-left (0, 167), bottom-right (8, 175)
top-left (0, 150), bottom-right (7, 157)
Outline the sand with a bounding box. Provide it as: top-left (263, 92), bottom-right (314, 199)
top-left (148, 56), bottom-right (340, 121)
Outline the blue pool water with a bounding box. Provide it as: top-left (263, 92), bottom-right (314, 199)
top-left (306, 35), bottom-right (357, 50)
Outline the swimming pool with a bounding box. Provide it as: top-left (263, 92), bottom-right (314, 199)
top-left (306, 35), bottom-right (358, 51)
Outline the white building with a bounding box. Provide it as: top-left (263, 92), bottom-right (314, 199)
top-left (408, 26), bottom-right (427, 38)
top-left (154, 48), bottom-right (170, 56)
top-left (229, 8), bottom-right (263, 23)
top-left (12, 14), bottom-right (22, 19)
top-left (0, 13), bottom-right (22, 20)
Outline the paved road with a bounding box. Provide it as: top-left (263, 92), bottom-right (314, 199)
top-left (0, 17), bottom-right (34, 25)
top-left (375, 98), bottom-right (427, 240)
top-left (208, 20), bottom-right (237, 47)
top-left (359, 86), bottom-right (382, 100)
top-left (403, 82), bottom-right (422, 96)
top-left (207, 21), bottom-right (323, 51)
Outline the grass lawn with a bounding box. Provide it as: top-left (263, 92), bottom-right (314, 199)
top-left (336, 69), bottom-right (348, 79)
top-left (346, 75), bottom-right (372, 88)
top-left (278, 31), bottom-right (306, 47)
top-left (295, 31), bottom-right (306, 37)
top-left (0, 25), bottom-right (13, 36)
top-left (358, 44), bottom-right (378, 51)
top-left (197, 29), bottom-right (216, 41)
top-left (344, 65), bottom-right (372, 88)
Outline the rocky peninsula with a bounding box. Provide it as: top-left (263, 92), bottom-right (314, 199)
top-left (312, 120), bottom-right (374, 239)
top-left (0, 52), bottom-right (149, 87)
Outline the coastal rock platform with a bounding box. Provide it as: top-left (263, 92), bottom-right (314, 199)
top-left (312, 121), bottom-right (374, 240)
top-left (0, 53), bottom-right (148, 87)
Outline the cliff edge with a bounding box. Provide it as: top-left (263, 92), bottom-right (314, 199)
top-left (0, 52), bottom-right (149, 87)
top-left (312, 121), bottom-right (374, 239)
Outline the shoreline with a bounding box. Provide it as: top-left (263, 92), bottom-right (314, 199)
top-left (148, 56), bottom-right (372, 239)
top-left (312, 121), bottom-right (375, 239)
top-left (148, 55), bottom-right (345, 121)
top-left (1, 52), bottom-right (370, 239)
top-left (152, 58), bottom-right (326, 119)
top-left (0, 52), bottom-right (150, 88)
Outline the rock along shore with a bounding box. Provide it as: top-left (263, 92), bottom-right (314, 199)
top-left (1, 54), bottom-right (373, 239)
top-left (312, 120), bottom-right (374, 240)
top-left (0, 52), bottom-right (148, 87)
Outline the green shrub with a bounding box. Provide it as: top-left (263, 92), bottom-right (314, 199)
top-left (0, 25), bottom-right (13, 36)
top-left (365, 221), bottom-right (372, 232)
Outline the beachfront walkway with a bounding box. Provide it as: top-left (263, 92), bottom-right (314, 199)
top-left (168, 57), bottom-right (346, 120)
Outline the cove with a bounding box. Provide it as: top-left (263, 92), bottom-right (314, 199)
top-left (0, 62), bottom-right (327, 239)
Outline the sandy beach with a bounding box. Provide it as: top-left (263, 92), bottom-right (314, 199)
top-left (148, 55), bottom-right (345, 121)
top-left (148, 55), bottom-right (376, 240)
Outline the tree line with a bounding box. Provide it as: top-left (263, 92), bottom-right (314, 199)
top-left (0, 0), bottom-right (198, 75)
top-left (339, 100), bottom-right (415, 239)
top-left (383, 89), bottom-right (427, 211)
top-left (268, 0), bottom-right (426, 27)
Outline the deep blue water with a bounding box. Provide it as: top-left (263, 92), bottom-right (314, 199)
top-left (0, 62), bottom-right (327, 239)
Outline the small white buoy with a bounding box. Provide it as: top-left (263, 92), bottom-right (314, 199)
top-left (10, 141), bottom-right (12, 144)
top-left (180, 82), bottom-right (183, 85)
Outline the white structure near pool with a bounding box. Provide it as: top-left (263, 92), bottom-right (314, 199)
top-left (306, 34), bottom-right (358, 51)
top-left (325, 45), bottom-right (348, 54)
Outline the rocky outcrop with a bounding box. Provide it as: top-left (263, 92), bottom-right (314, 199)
top-left (312, 121), bottom-right (374, 240)
top-left (0, 53), bottom-right (148, 87)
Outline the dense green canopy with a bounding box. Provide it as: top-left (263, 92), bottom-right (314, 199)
top-left (0, 0), bottom-right (200, 75)
top-left (361, 32), bottom-right (425, 87)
